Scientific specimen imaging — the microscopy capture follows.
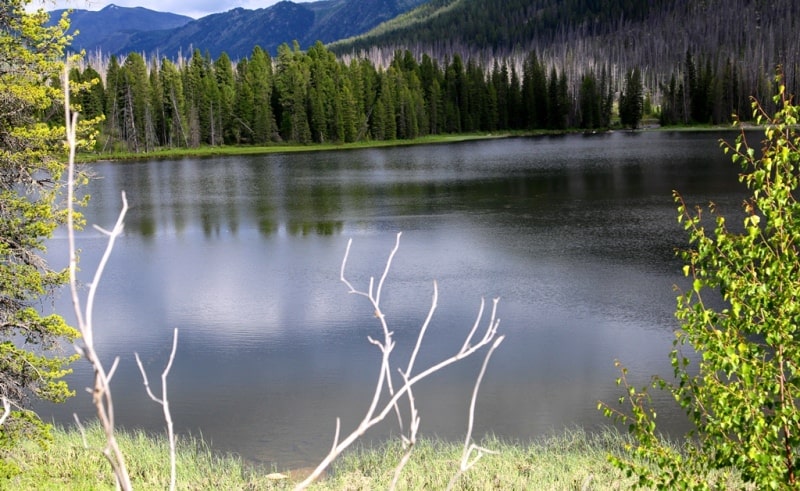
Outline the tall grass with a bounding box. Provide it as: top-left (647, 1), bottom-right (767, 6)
top-left (7, 424), bottom-right (750, 489)
top-left (82, 133), bottom-right (512, 162)
top-left (6, 424), bottom-right (629, 490)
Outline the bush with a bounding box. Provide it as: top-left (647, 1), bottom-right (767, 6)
top-left (601, 76), bottom-right (800, 489)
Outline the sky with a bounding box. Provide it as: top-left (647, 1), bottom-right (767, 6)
top-left (30, 0), bottom-right (282, 19)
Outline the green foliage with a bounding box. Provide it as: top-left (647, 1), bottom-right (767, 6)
top-left (12, 424), bottom-right (695, 489)
top-left (0, 0), bottom-right (82, 473)
top-left (601, 76), bottom-right (800, 489)
top-left (619, 68), bottom-right (643, 129)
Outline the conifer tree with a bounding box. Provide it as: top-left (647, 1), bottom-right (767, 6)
top-left (0, 1), bottom-right (82, 474)
top-left (120, 52), bottom-right (150, 151)
top-left (245, 47), bottom-right (275, 144)
top-left (620, 67), bottom-right (643, 128)
top-left (274, 42), bottom-right (311, 143)
top-left (103, 55), bottom-right (122, 149)
top-left (579, 72), bottom-right (600, 129)
top-left (159, 58), bottom-right (188, 147)
top-left (214, 52), bottom-right (236, 144)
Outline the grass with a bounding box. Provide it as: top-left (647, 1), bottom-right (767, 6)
top-left (80, 124), bottom-right (746, 164)
top-left (323, 430), bottom-right (637, 490)
top-left (1, 424), bottom-right (645, 490)
top-left (5, 423), bottom-right (756, 489)
top-left (79, 133), bottom-right (517, 163)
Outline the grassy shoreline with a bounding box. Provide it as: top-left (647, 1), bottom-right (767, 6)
top-left (9, 424), bottom-right (638, 489)
top-left (80, 133), bottom-right (520, 163)
top-left (7, 423), bottom-right (752, 489)
top-left (78, 124), bottom-right (741, 164)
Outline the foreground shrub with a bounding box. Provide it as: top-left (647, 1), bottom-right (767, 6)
top-left (602, 76), bottom-right (800, 489)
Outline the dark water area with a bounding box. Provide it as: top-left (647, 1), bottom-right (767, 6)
top-left (38, 131), bottom-right (749, 468)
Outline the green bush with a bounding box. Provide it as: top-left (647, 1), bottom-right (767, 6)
top-left (602, 75), bottom-right (800, 490)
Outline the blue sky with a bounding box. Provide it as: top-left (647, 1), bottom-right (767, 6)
top-left (30, 0), bottom-right (283, 19)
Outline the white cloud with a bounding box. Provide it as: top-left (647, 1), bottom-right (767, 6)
top-left (29, 0), bottom-right (281, 19)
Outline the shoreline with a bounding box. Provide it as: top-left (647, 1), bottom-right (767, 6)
top-left (76, 124), bottom-right (742, 163)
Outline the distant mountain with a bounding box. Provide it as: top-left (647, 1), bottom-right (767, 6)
top-left (52, 0), bottom-right (428, 59)
top-left (48, 4), bottom-right (193, 55)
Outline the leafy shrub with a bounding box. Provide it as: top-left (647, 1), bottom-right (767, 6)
top-left (601, 75), bottom-right (800, 490)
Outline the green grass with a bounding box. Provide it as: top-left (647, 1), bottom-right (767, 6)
top-left (79, 124), bottom-right (746, 164)
top-left (5, 424), bottom-right (755, 489)
top-left (323, 430), bottom-right (638, 490)
top-left (2, 424), bottom-right (641, 490)
top-left (79, 133), bottom-right (517, 163)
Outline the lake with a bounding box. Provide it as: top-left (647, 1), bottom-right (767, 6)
top-left (39, 131), bottom-right (748, 469)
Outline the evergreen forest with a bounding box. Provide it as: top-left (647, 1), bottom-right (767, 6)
top-left (71, 39), bottom-right (771, 153)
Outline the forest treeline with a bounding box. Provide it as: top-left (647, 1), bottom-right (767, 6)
top-left (333, 0), bottom-right (798, 119)
top-left (70, 41), bottom-right (764, 152)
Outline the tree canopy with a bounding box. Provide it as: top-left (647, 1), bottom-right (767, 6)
top-left (0, 0), bottom-right (82, 474)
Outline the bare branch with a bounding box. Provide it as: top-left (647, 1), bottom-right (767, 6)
top-left (294, 235), bottom-right (503, 489)
top-left (135, 328), bottom-right (179, 491)
top-left (64, 64), bottom-right (133, 491)
top-left (447, 334), bottom-right (505, 490)
top-left (0, 397), bottom-right (10, 426)
top-left (73, 414), bottom-right (88, 448)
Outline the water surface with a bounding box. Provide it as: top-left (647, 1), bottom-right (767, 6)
top-left (41, 131), bottom-right (746, 468)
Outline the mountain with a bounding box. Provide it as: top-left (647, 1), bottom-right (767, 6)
top-left (48, 4), bottom-right (193, 55)
top-left (53, 0), bottom-right (428, 60)
top-left (331, 0), bottom-right (799, 102)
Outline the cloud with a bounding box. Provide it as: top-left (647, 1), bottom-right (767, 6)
top-left (30, 0), bottom-right (281, 19)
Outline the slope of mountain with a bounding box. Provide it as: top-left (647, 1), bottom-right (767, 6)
top-left (53, 0), bottom-right (428, 60)
top-left (331, 0), bottom-right (798, 99)
top-left (48, 4), bottom-right (193, 54)
top-left (123, 2), bottom-right (316, 59)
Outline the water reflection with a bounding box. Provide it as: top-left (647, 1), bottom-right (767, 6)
top-left (95, 132), bottom-right (741, 245)
top-left (41, 132), bottom-right (747, 468)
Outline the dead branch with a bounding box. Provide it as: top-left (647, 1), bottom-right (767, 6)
top-left (135, 328), bottom-right (179, 491)
top-left (64, 65), bottom-right (133, 491)
top-left (294, 232), bottom-right (504, 490)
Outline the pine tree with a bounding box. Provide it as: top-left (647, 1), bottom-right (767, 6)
top-left (245, 47), bottom-right (275, 144)
top-left (0, 1), bottom-right (82, 474)
top-left (579, 72), bottom-right (600, 129)
top-left (274, 42), bottom-right (311, 143)
top-left (120, 52), bottom-right (150, 152)
top-left (619, 67), bottom-right (643, 129)
top-left (159, 58), bottom-right (188, 147)
top-left (214, 52), bottom-right (236, 144)
top-left (522, 51), bottom-right (548, 129)
top-left (103, 55), bottom-right (123, 149)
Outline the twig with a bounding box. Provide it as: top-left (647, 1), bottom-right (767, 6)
top-left (73, 414), bottom-right (88, 448)
top-left (447, 331), bottom-right (504, 490)
top-left (64, 64), bottom-right (133, 491)
top-left (135, 328), bottom-right (179, 491)
top-left (0, 397), bottom-right (10, 426)
top-left (294, 234), bottom-right (503, 490)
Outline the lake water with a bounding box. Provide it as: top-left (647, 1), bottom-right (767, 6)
top-left (39, 131), bottom-right (748, 469)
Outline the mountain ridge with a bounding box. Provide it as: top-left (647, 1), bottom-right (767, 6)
top-left (51, 0), bottom-right (428, 59)
top-left (49, 4), bottom-right (193, 53)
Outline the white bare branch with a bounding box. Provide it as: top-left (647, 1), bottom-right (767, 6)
top-left (294, 234), bottom-right (504, 490)
top-left (0, 397), bottom-right (10, 426)
top-left (447, 332), bottom-right (504, 490)
top-left (73, 414), bottom-right (88, 448)
top-left (64, 65), bottom-right (133, 491)
top-left (135, 328), bottom-right (179, 491)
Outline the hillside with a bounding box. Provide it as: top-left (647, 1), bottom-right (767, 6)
top-left (332, 0), bottom-right (799, 103)
top-left (54, 0), bottom-right (428, 59)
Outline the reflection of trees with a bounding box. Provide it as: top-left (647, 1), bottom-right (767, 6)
top-left (285, 182), bottom-right (344, 237)
top-left (102, 135), bottom-right (740, 241)
top-left (197, 161), bottom-right (242, 237)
